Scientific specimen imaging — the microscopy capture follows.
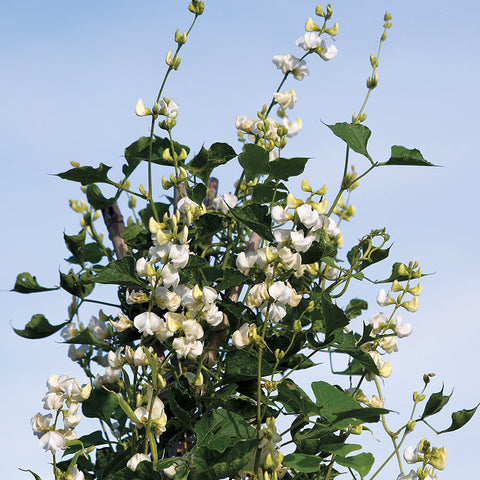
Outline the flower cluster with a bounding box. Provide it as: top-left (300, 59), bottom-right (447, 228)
top-left (31, 374), bottom-right (91, 458)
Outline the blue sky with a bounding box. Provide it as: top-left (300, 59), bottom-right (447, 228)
top-left (1, 1), bottom-right (479, 478)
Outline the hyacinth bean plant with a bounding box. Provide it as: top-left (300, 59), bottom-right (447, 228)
top-left (13, 2), bottom-right (477, 480)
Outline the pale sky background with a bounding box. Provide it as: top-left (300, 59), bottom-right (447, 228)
top-left (1, 1), bottom-right (479, 479)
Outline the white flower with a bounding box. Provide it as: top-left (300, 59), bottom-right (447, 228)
top-left (30, 413), bottom-right (52, 437)
top-left (127, 453), bottom-right (151, 471)
top-left (296, 203), bottom-right (322, 230)
top-left (135, 99), bottom-right (151, 117)
top-left (273, 89), bottom-right (297, 109)
top-left (377, 289), bottom-right (395, 307)
top-left (88, 316), bottom-right (111, 341)
top-left (39, 431), bottom-right (66, 453)
top-left (182, 319), bottom-right (204, 342)
top-left (274, 228), bottom-right (291, 246)
top-left (161, 263), bottom-right (180, 289)
top-left (269, 282), bottom-right (292, 304)
top-left (404, 445), bottom-right (422, 464)
top-left (154, 287), bottom-right (181, 312)
top-left (246, 283), bottom-right (270, 309)
top-left (259, 302), bottom-right (287, 322)
top-left (168, 244), bottom-right (190, 269)
top-left (290, 230), bottom-right (314, 252)
top-left (235, 114), bottom-right (254, 132)
top-left (108, 347), bottom-right (125, 369)
top-left (125, 289), bottom-right (149, 305)
top-left (60, 323), bottom-right (78, 341)
top-left (232, 323), bottom-right (255, 349)
top-left (269, 149), bottom-right (279, 162)
top-left (296, 32), bottom-right (322, 50)
top-left (272, 54), bottom-right (309, 80)
top-left (236, 251), bottom-right (257, 272)
top-left (282, 116), bottom-right (302, 137)
top-left (68, 344), bottom-right (89, 361)
top-left (64, 403), bottom-right (82, 429)
top-left (367, 351), bottom-right (392, 379)
top-left (379, 336), bottom-right (398, 354)
top-left (163, 464), bottom-right (178, 478)
top-left (70, 466), bottom-right (85, 480)
top-left (203, 304), bottom-right (224, 327)
top-left (370, 312), bottom-right (387, 335)
top-left (172, 337), bottom-right (203, 359)
top-left (176, 196), bottom-right (198, 214)
top-left (322, 215), bottom-right (341, 236)
top-left (135, 257), bottom-right (149, 277)
top-left (279, 247), bottom-right (302, 271)
top-left (134, 311), bottom-right (163, 336)
top-left (212, 193), bottom-right (238, 214)
top-left (133, 346), bottom-right (149, 367)
top-left (159, 98), bottom-right (179, 118)
top-left (42, 392), bottom-right (64, 411)
top-left (394, 315), bottom-right (412, 338)
top-left (396, 470), bottom-right (418, 480)
top-left (271, 205), bottom-right (291, 224)
top-left (110, 313), bottom-right (132, 332)
top-left (319, 39), bottom-right (338, 61)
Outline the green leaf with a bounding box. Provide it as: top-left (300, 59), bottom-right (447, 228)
top-left (311, 381), bottom-right (362, 425)
top-left (439, 404), bottom-right (480, 433)
top-left (381, 145), bottom-right (437, 167)
top-left (124, 135), bottom-right (190, 168)
top-left (421, 386), bottom-right (453, 419)
top-left (345, 298), bottom-right (368, 319)
top-left (189, 183), bottom-right (207, 205)
top-left (64, 229), bottom-right (86, 264)
top-left (86, 184), bottom-right (116, 209)
top-left (251, 182), bottom-right (288, 204)
top-left (64, 430), bottom-right (108, 454)
top-left (347, 240), bottom-right (391, 271)
top-left (327, 122), bottom-right (372, 161)
top-left (283, 453), bottom-right (323, 473)
top-left (138, 202), bottom-right (170, 226)
top-left (59, 270), bottom-right (94, 297)
top-left (18, 469), bottom-right (42, 480)
top-left (194, 409), bottom-right (256, 452)
top-left (82, 390), bottom-right (119, 423)
top-left (65, 328), bottom-right (109, 348)
top-left (334, 407), bottom-right (390, 424)
top-left (215, 269), bottom-right (249, 291)
top-left (238, 143), bottom-right (270, 181)
top-left (375, 262), bottom-right (428, 283)
top-left (268, 156), bottom-right (309, 181)
top-left (231, 203), bottom-right (274, 242)
top-left (121, 225), bottom-right (152, 251)
top-left (187, 142), bottom-right (237, 183)
top-left (94, 256), bottom-right (149, 289)
top-left (192, 213), bottom-right (224, 241)
top-left (12, 272), bottom-right (58, 294)
top-left (276, 379), bottom-right (319, 417)
top-left (280, 353), bottom-right (315, 370)
top-left (224, 350), bottom-right (273, 381)
top-left (335, 452), bottom-right (375, 477)
top-left (320, 443), bottom-right (362, 456)
top-left (57, 163), bottom-right (112, 185)
top-left (66, 243), bottom-right (104, 265)
top-left (167, 389), bottom-right (194, 431)
top-left (13, 314), bottom-right (68, 339)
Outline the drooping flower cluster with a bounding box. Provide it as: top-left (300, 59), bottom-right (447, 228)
top-left (31, 374), bottom-right (91, 458)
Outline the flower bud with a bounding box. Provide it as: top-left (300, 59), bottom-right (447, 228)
top-left (326, 4), bottom-right (333, 18)
top-left (139, 184), bottom-right (148, 196)
top-left (325, 22), bottom-right (338, 36)
top-left (175, 29), bottom-right (187, 45)
top-left (162, 148), bottom-right (173, 162)
top-left (392, 280), bottom-right (403, 292)
top-left (370, 53), bottom-right (378, 68)
top-left (398, 263), bottom-right (409, 276)
top-left (408, 283), bottom-right (422, 296)
top-left (162, 176), bottom-right (173, 189)
top-left (293, 319), bottom-right (302, 332)
top-left (305, 17), bottom-right (320, 32)
top-left (178, 148), bottom-right (188, 161)
top-left (315, 4), bottom-right (324, 16)
top-left (402, 296), bottom-right (419, 313)
top-left (301, 177), bottom-right (313, 192)
top-left (405, 419), bottom-right (416, 433)
top-left (384, 12), bottom-right (392, 21)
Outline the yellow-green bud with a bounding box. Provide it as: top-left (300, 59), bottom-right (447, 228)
top-left (162, 148), bottom-right (173, 162)
top-left (305, 17), bottom-right (320, 32)
top-left (408, 283), bottom-right (422, 296)
top-left (293, 319), bottom-right (302, 332)
top-left (392, 280), bottom-right (403, 292)
top-left (315, 4), bottom-right (325, 16)
top-left (192, 284), bottom-right (203, 301)
top-left (301, 178), bottom-right (313, 192)
top-left (128, 195), bottom-right (136, 209)
top-left (413, 267), bottom-right (422, 278)
top-left (178, 148), bottom-right (188, 161)
top-left (175, 29), bottom-right (187, 45)
top-left (350, 424), bottom-right (363, 435)
top-left (162, 176), bottom-right (173, 190)
top-left (275, 349), bottom-right (285, 361)
top-left (139, 185), bottom-right (148, 196)
top-left (80, 185), bottom-right (87, 194)
top-left (398, 263), bottom-right (409, 276)
top-left (370, 53), bottom-right (378, 68)
top-left (194, 372), bottom-right (204, 387)
top-left (326, 4), bottom-right (333, 19)
top-left (325, 22), bottom-right (338, 36)
top-left (384, 12), bottom-right (392, 21)
top-left (166, 50), bottom-right (174, 67)
top-left (402, 296), bottom-right (419, 312)
top-left (158, 374), bottom-right (167, 389)
top-left (317, 184), bottom-right (328, 196)
top-left (406, 419), bottom-right (416, 433)
top-left (70, 161), bottom-right (80, 168)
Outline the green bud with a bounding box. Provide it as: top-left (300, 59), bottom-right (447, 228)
top-left (325, 22), bottom-right (338, 36)
top-left (293, 319), bottom-right (302, 332)
top-left (406, 419), bottom-right (416, 433)
top-left (175, 29), bottom-right (187, 45)
top-left (326, 4), bottom-right (333, 19)
top-left (370, 53), bottom-right (378, 68)
top-left (315, 4), bottom-right (324, 17)
top-left (384, 12), bottom-right (392, 21)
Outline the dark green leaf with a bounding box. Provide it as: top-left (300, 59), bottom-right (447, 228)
top-left (439, 404), bottom-right (480, 433)
top-left (317, 290), bottom-right (350, 338)
top-left (167, 389), bottom-right (194, 431)
top-left (82, 389), bottom-right (118, 423)
top-left (64, 230), bottom-right (86, 264)
top-left (189, 183), bottom-right (207, 205)
top-left (283, 453), bottom-right (322, 473)
top-left (188, 143), bottom-right (237, 183)
top-left (124, 136), bottom-right (190, 168)
top-left (60, 271), bottom-right (94, 297)
top-left (12, 272), bottom-right (58, 294)
top-left (335, 452), bottom-right (374, 477)
top-left (268, 156), bottom-right (309, 181)
top-left (138, 202), bottom-right (170, 226)
top-left (320, 443), bottom-right (362, 456)
top-left (375, 262), bottom-right (428, 283)
top-left (345, 299), bottom-right (368, 319)
top-left (276, 379), bottom-right (319, 417)
top-left (224, 350), bottom-right (272, 381)
top-left (231, 203), bottom-right (274, 242)
top-left (64, 430), bottom-right (108, 454)
top-left (18, 470), bottom-right (42, 480)
top-left (65, 328), bottom-right (109, 348)
top-left (347, 239), bottom-right (391, 271)
top-left (421, 386), bottom-right (453, 419)
top-left (280, 353), bottom-right (315, 370)
top-left (121, 225), bottom-right (152, 251)
top-left (215, 269), bottom-right (249, 291)
top-left (66, 243), bottom-right (104, 265)
top-left (238, 143), bottom-right (270, 181)
top-left (381, 145), bottom-right (437, 167)
top-left (86, 184), bottom-right (116, 209)
top-left (334, 407), bottom-right (390, 424)
top-left (57, 163), bottom-right (112, 185)
top-left (327, 122), bottom-right (372, 161)
top-left (251, 182), bottom-right (288, 204)
top-left (193, 212), bottom-right (224, 241)
top-left (13, 314), bottom-right (68, 339)
top-left (94, 256), bottom-right (149, 289)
